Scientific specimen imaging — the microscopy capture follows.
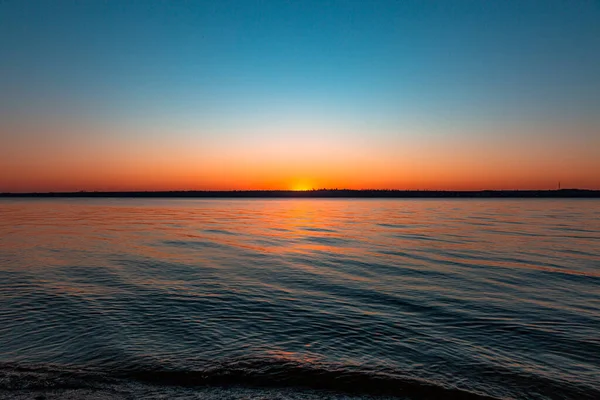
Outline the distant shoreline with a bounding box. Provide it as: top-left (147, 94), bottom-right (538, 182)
top-left (1, 189), bottom-right (599, 198)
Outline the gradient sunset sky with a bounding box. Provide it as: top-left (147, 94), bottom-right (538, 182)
top-left (1, 0), bottom-right (599, 192)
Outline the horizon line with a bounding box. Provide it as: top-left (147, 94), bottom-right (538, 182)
top-left (1, 188), bottom-right (599, 198)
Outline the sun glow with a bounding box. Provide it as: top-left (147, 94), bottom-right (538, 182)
top-left (291, 182), bottom-right (313, 191)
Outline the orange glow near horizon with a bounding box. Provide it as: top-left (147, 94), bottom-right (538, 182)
top-left (1, 119), bottom-right (599, 193)
top-left (3, 164), bottom-right (600, 193)
top-left (2, 154), bottom-right (600, 192)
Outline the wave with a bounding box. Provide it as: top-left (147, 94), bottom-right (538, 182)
top-left (0, 360), bottom-right (497, 400)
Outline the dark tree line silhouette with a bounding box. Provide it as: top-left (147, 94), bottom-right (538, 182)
top-left (1, 189), bottom-right (598, 198)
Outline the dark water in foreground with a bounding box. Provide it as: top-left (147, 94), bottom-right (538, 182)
top-left (0, 199), bottom-right (599, 400)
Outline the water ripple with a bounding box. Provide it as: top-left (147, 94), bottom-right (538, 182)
top-left (1, 198), bottom-right (599, 400)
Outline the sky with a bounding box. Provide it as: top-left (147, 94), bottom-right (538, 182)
top-left (1, 0), bottom-right (599, 192)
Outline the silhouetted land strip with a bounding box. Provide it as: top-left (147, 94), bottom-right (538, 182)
top-left (1, 189), bottom-right (599, 198)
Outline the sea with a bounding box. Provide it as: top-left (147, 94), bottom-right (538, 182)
top-left (0, 198), bottom-right (598, 400)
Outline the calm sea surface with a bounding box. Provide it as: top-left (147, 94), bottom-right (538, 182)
top-left (0, 199), bottom-right (599, 400)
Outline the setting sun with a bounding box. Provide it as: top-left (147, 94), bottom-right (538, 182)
top-left (291, 182), bottom-right (313, 191)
